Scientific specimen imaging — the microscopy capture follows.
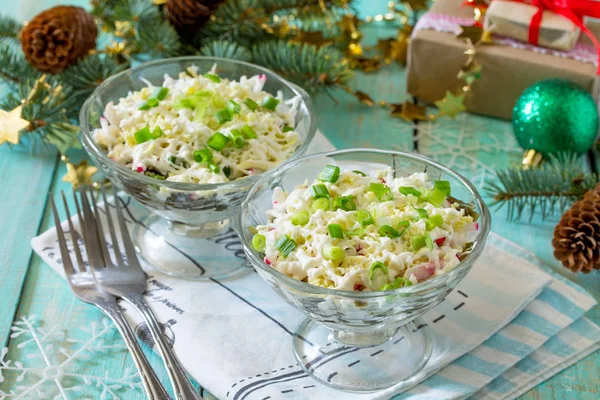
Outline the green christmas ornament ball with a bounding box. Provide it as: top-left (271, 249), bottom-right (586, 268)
top-left (512, 79), bottom-right (599, 155)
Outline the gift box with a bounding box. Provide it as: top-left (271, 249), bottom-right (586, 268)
top-left (406, 0), bottom-right (600, 120)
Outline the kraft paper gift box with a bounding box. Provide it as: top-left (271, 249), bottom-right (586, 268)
top-left (406, 0), bottom-right (600, 120)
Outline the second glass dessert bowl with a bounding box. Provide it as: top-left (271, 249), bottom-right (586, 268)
top-left (80, 56), bottom-right (316, 279)
top-left (237, 149), bottom-right (490, 392)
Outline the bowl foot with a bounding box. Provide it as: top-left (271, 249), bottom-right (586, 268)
top-left (131, 213), bottom-right (248, 280)
top-left (292, 317), bottom-right (433, 392)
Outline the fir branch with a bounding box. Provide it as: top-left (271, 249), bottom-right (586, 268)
top-left (485, 154), bottom-right (599, 221)
top-left (1, 78), bottom-right (78, 153)
top-left (0, 37), bottom-right (40, 85)
top-left (57, 55), bottom-right (127, 118)
top-left (205, 0), bottom-right (352, 44)
top-left (198, 40), bottom-right (252, 62)
top-left (0, 14), bottom-right (21, 38)
top-left (138, 20), bottom-right (181, 58)
top-left (250, 40), bottom-right (353, 89)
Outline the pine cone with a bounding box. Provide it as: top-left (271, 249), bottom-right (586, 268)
top-left (21, 6), bottom-right (97, 74)
top-left (164, 0), bottom-right (224, 34)
top-left (552, 183), bottom-right (600, 273)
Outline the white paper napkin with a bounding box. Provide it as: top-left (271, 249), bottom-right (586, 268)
top-left (30, 133), bottom-right (599, 399)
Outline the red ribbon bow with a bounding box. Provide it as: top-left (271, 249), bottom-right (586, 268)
top-left (512, 0), bottom-right (600, 73)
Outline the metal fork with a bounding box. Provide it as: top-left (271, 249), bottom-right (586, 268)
top-left (50, 193), bottom-right (171, 400)
top-left (78, 185), bottom-right (202, 400)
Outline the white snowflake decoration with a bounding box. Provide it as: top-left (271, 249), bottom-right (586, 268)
top-left (0, 316), bottom-right (142, 400)
top-left (394, 113), bottom-right (522, 189)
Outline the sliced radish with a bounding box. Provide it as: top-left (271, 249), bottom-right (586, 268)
top-left (435, 237), bottom-right (446, 246)
top-left (405, 262), bottom-right (435, 281)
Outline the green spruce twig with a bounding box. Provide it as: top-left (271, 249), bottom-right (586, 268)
top-left (251, 40), bottom-right (353, 89)
top-left (485, 153), bottom-right (599, 221)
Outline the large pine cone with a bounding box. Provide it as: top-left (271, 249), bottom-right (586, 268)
top-left (552, 184), bottom-right (600, 273)
top-left (164, 0), bottom-right (224, 35)
top-left (21, 6), bottom-right (97, 74)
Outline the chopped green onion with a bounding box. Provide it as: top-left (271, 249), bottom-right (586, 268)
top-left (193, 102), bottom-right (209, 122)
top-left (134, 126), bottom-right (152, 144)
top-left (434, 180), bottom-right (451, 196)
top-left (212, 93), bottom-right (226, 108)
top-left (244, 98), bottom-right (258, 111)
top-left (146, 97), bottom-right (159, 107)
top-left (275, 235), bottom-right (296, 257)
top-left (227, 100), bottom-right (241, 114)
top-left (345, 227), bottom-right (364, 237)
top-left (425, 232), bottom-right (434, 250)
top-left (334, 196), bottom-right (356, 211)
top-left (311, 197), bottom-right (330, 212)
top-left (207, 132), bottom-right (229, 151)
top-left (227, 129), bottom-right (245, 148)
top-left (418, 188), bottom-right (433, 202)
top-left (378, 225), bottom-right (398, 238)
top-left (428, 188), bottom-right (446, 207)
top-left (411, 235), bottom-right (426, 251)
top-left (310, 184), bottom-right (330, 199)
top-left (399, 186), bottom-right (422, 197)
top-left (138, 103), bottom-right (151, 110)
top-left (370, 182), bottom-right (393, 201)
top-left (205, 73), bottom-right (221, 83)
top-left (252, 234), bottom-right (266, 252)
top-left (318, 165), bottom-right (341, 183)
top-left (241, 124), bottom-right (257, 139)
top-left (353, 170), bottom-right (366, 176)
top-left (426, 214), bottom-right (444, 231)
top-left (168, 156), bottom-right (177, 164)
top-left (262, 96), bottom-right (279, 111)
top-left (193, 148), bottom-right (213, 163)
top-left (415, 208), bottom-right (428, 219)
top-left (151, 126), bottom-right (163, 139)
top-left (380, 277), bottom-right (412, 290)
top-left (282, 125), bottom-right (294, 132)
top-left (397, 220), bottom-right (410, 237)
top-left (356, 209), bottom-right (374, 227)
top-left (328, 224), bottom-right (344, 239)
top-left (323, 245), bottom-right (345, 261)
top-left (207, 161), bottom-right (220, 173)
top-left (369, 261), bottom-right (389, 281)
top-left (215, 108), bottom-right (233, 124)
top-left (168, 156), bottom-right (189, 168)
top-left (145, 170), bottom-right (166, 180)
top-left (291, 211), bottom-right (309, 226)
top-left (223, 165), bottom-right (231, 177)
top-left (174, 98), bottom-right (194, 110)
top-left (153, 87), bottom-right (169, 101)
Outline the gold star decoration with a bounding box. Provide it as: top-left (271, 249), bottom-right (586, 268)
top-left (0, 106), bottom-right (30, 146)
top-left (62, 160), bottom-right (98, 189)
top-left (457, 62), bottom-right (483, 85)
top-left (114, 20), bottom-right (134, 38)
top-left (457, 25), bottom-right (493, 45)
top-left (435, 91), bottom-right (467, 119)
top-left (354, 90), bottom-right (375, 106)
top-left (377, 25), bottom-right (413, 65)
top-left (390, 101), bottom-right (428, 122)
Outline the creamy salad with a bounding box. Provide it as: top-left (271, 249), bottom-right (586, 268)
top-left (252, 167), bottom-right (479, 291)
top-left (93, 65), bottom-right (301, 183)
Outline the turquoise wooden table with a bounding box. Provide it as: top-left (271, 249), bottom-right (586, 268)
top-left (1, 1), bottom-right (599, 399)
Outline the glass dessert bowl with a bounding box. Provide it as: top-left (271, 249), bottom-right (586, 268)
top-left (80, 56), bottom-right (316, 279)
top-left (237, 149), bottom-right (490, 392)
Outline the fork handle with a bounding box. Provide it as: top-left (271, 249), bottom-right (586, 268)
top-left (99, 301), bottom-right (172, 400)
top-left (126, 294), bottom-right (202, 400)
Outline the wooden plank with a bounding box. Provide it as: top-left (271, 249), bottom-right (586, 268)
top-left (1, 155), bottom-right (171, 396)
top-left (0, 150), bottom-right (58, 347)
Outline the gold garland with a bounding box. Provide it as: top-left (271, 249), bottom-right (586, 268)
top-left (341, 0), bottom-right (492, 122)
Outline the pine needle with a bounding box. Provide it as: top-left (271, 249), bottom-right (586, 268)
top-left (198, 40), bottom-right (252, 62)
top-left (251, 40), bottom-right (353, 89)
top-left (485, 153), bottom-right (598, 221)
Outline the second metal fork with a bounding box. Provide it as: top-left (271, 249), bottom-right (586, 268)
top-left (50, 193), bottom-right (171, 400)
top-left (79, 186), bottom-right (202, 400)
